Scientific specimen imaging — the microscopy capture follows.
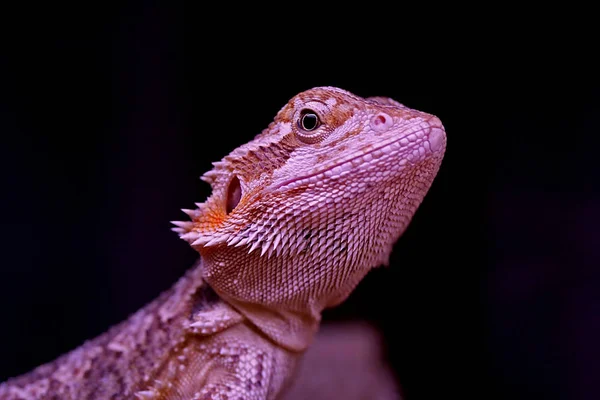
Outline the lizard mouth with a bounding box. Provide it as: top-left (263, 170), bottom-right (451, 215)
top-left (275, 123), bottom-right (445, 191)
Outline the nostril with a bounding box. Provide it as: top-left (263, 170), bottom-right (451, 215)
top-left (370, 112), bottom-right (394, 132)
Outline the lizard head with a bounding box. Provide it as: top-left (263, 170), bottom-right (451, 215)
top-left (173, 86), bottom-right (446, 349)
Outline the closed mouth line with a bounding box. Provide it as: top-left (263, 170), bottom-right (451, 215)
top-left (275, 127), bottom-right (430, 190)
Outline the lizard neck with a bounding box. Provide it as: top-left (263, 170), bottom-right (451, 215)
top-left (214, 291), bottom-right (321, 352)
top-left (198, 251), bottom-right (350, 353)
top-left (198, 246), bottom-right (374, 353)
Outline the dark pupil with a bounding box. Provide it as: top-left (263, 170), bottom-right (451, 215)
top-left (301, 113), bottom-right (319, 131)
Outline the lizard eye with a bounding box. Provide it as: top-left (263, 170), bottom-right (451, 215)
top-left (294, 103), bottom-right (330, 144)
top-left (298, 109), bottom-right (321, 131)
top-left (226, 175), bottom-right (242, 214)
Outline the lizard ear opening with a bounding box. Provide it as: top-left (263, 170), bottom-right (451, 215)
top-left (226, 175), bottom-right (242, 214)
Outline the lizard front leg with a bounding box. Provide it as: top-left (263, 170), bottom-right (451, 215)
top-left (134, 303), bottom-right (300, 400)
top-left (135, 324), bottom-right (299, 400)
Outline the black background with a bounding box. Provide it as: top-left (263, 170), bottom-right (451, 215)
top-left (0, 4), bottom-right (598, 400)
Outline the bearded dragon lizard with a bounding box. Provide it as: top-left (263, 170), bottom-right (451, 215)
top-left (0, 86), bottom-right (446, 400)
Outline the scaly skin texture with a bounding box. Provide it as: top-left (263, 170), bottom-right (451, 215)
top-left (0, 86), bottom-right (446, 399)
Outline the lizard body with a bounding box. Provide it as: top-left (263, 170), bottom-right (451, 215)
top-left (0, 86), bottom-right (446, 399)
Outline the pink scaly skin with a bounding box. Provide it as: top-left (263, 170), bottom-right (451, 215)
top-left (0, 87), bottom-right (446, 400)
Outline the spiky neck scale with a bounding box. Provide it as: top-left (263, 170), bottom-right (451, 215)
top-left (173, 86), bottom-right (446, 351)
